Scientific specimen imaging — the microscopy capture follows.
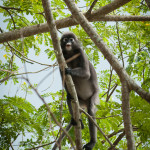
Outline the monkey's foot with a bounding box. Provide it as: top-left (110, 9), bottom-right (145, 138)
top-left (83, 141), bottom-right (96, 150)
top-left (71, 117), bottom-right (77, 126)
top-left (70, 118), bottom-right (84, 129)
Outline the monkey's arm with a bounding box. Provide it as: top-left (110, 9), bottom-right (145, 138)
top-left (66, 49), bottom-right (91, 79)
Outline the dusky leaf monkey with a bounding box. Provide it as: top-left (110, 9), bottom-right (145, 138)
top-left (60, 32), bottom-right (99, 150)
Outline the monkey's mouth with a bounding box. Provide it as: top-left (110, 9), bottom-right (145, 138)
top-left (66, 44), bottom-right (72, 51)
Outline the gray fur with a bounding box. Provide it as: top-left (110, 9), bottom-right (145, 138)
top-left (60, 32), bottom-right (99, 150)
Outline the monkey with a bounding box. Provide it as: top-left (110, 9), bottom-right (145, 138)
top-left (60, 32), bottom-right (99, 150)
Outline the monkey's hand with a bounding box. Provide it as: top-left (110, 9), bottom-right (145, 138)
top-left (65, 68), bottom-right (72, 75)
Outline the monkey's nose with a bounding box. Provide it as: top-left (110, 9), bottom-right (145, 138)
top-left (66, 42), bottom-right (71, 46)
top-left (66, 43), bottom-right (72, 51)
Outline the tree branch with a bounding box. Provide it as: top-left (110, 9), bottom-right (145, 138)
top-left (90, 0), bottom-right (131, 19)
top-left (63, 0), bottom-right (150, 103)
top-left (41, 0), bottom-right (82, 149)
top-left (63, 0), bottom-right (146, 149)
top-left (52, 122), bottom-right (72, 150)
top-left (108, 131), bottom-right (125, 150)
top-left (122, 81), bottom-right (135, 150)
top-left (24, 78), bottom-right (75, 149)
top-left (102, 127), bottom-right (138, 145)
top-left (116, 22), bottom-right (124, 67)
top-left (4, 42), bottom-right (50, 66)
top-left (0, 5), bottom-right (22, 11)
top-left (145, 0), bottom-right (150, 9)
top-left (80, 108), bottom-right (114, 148)
top-left (0, 15), bottom-right (149, 43)
top-left (106, 67), bottom-right (113, 102)
top-left (1, 0), bottom-right (149, 44)
top-left (131, 81), bottom-right (150, 103)
top-left (106, 84), bottom-right (118, 101)
top-left (3, 7), bottom-right (16, 29)
top-left (101, 83), bottom-right (118, 98)
top-left (27, 141), bottom-right (56, 150)
top-left (86, 0), bottom-right (98, 17)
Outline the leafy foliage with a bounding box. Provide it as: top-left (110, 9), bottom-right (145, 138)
top-left (0, 0), bottom-right (150, 149)
top-left (0, 96), bottom-right (37, 149)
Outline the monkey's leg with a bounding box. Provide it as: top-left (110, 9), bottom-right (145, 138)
top-left (67, 93), bottom-right (84, 129)
top-left (66, 93), bottom-right (77, 126)
top-left (83, 101), bottom-right (97, 150)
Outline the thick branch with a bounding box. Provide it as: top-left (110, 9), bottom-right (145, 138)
top-left (131, 81), bottom-right (150, 103)
top-left (89, 0), bottom-right (131, 19)
top-left (63, 0), bottom-right (145, 149)
top-left (0, 15), bottom-right (149, 43)
top-left (63, 0), bottom-right (150, 102)
top-left (1, 2), bottom-right (150, 44)
top-left (122, 81), bottom-right (135, 150)
top-left (41, 0), bottom-right (82, 149)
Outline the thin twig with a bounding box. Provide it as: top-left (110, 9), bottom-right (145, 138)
top-left (116, 22), bottom-right (124, 67)
top-left (106, 84), bottom-right (118, 101)
top-left (5, 42), bottom-right (51, 66)
top-left (106, 67), bottom-right (113, 102)
top-left (0, 5), bottom-right (22, 11)
top-left (108, 131), bottom-right (125, 150)
top-left (24, 77), bottom-right (75, 149)
top-left (0, 66), bottom-right (51, 83)
top-left (0, 53), bottom-right (80, 84)
top-left (80, 108), bottom-right (114, 147)
top-left (52, 122), bottom-right (72, 150)
top-left (2, 7), bottom-right (16, 29)
top-left (96, 114), bottom-right (122, 120)
top-left (26, 141), bottom-right (56, 150)
top-left (101, 83), bottom-right (118, 98)
top-left (86, 0), bottom-right (98, 17)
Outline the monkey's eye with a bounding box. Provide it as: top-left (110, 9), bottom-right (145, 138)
top-left (69, 38), bottom-right (74, 42)
top-left (63, 38), bottom-right (68, 42)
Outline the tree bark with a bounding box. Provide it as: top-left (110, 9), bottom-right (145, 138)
top-left (122, 81), bottom-right (136, 150)
top-left (41, 0), bottom-right (83, 149)
top-left (1, 0), bottom-right (150, 43)
top-left (63, 0), bottom-right (150, 102)
top-left (89, 0), bottom-right (131, 19)
top-left (62, 0), bottom-right (147, 149)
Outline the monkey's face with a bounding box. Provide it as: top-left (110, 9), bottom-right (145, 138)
top-left (63, 37), bottom-right (74, 51)
top-left (60, 32), bottom-right (80, 52)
